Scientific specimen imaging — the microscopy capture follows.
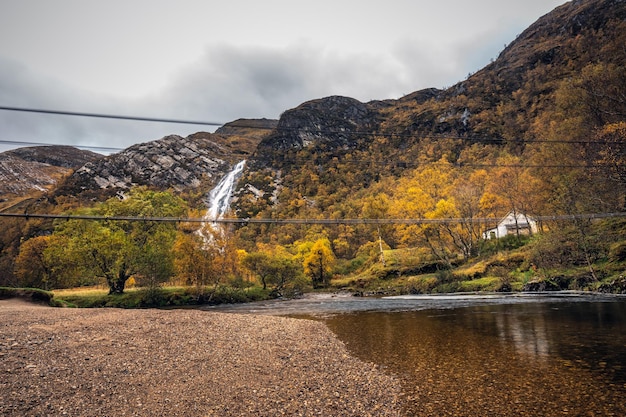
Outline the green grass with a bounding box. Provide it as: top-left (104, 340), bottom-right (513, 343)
top-left (53, 285), bottom-right (272, 308)
top-left (457, 277), bottom-right (504, 292)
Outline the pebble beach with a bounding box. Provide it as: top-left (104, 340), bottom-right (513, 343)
top-left (0, 299), bottom-right (403, 416)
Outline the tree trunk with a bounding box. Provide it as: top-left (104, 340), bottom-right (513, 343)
top-left (108, 271), bottom-right (129, 294)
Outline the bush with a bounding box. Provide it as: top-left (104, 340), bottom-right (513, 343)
top-left (458, 277), bottom-right (502, 292)
top-left (433, 281), bottom-right (462, 293)
top-left (0, 287), bottom-right (54, 304)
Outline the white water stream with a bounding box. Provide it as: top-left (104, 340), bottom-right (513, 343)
top-left (199, 160), bottom-right (246, 239)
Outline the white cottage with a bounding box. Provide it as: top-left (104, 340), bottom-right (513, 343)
top-left (483, 211), bottom-right (538, 239)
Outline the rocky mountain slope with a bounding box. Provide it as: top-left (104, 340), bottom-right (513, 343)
top-left (0, 146), bottom-right (100, 201)
top-left (233, 0), bottom-right (626, 219)
top-left (54, 119), bottom-right (276, 200)
top-left (3, 0), bottom-right (624, 215)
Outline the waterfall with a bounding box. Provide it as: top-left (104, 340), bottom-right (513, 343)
top-left (200, 160), bottom-right (246, 239)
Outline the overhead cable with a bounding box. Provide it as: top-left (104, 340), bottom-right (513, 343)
top-left (0, 106), bottom-right (223, 127)
top-left (0, 211), bottom-right (624, 224)
top-left (1, 105), bottom-right (620, 146)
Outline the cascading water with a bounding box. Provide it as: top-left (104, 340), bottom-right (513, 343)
top-left (199, 160), bottom-right (246, 240)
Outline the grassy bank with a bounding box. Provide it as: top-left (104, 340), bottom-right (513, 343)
top-left (52, 285), bottom-right (271, 308)
top-left (328, 219), bottom-right (626, 296)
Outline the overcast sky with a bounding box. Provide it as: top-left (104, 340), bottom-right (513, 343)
top-left (0, 0), bottom-right (566, 153)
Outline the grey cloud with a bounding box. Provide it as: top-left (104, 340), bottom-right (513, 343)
top-left (0, 36), bottom-right (500, 154)
top-left (154, 43), bottom-right (417, 123)
top-left (0, 57), bottom-right (202, 153)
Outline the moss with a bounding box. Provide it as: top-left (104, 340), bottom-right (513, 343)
top-left (458, 277), bottom-right (503, 292)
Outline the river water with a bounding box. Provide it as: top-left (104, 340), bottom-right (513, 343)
top-left (207, 293), bottom-right (626, 416)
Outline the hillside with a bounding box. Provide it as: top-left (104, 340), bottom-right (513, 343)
top-left (229, 0), bottom-right (626, 292)
top-left (234, 0), bottom-right (626, 236)
top-left (53, 119), bottom-right (276, 202)
top-left (0, 145), bottom-right (100, 206)
top-left (2, 0), bottom-right (626, 293)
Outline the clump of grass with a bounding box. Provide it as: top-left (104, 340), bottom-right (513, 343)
top-left (406, 275), bottom-right (438, 294)
top-left (457, 277), bottom-right (503, 292)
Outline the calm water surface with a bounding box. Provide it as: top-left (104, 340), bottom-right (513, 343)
top-left (208, 293), bottom-right (626, 416)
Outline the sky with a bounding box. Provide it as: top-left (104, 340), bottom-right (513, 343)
top-left (0, 0), bottom-right (567, 154)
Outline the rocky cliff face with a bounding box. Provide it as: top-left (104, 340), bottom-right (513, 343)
top-left (255, 96), bottom-right (384, 153)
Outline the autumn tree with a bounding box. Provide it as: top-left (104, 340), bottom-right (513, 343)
top-left (47, 188), bottom-right (186, 294)
top-left (450, 170), bottom-right (491, 257)
top-left (594, 122), bottom-right (626, 210)
top-left (173, 226), bottom-right (240, 300)
top-left (303, 239), bottom-right (336, 288)
top-left (14, 236), bottom-right (55, 289)
top-left (241, 246), bottom-right (303, 296)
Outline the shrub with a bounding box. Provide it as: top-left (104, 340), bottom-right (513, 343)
top-left (0, 287), bottom-right (54, 304)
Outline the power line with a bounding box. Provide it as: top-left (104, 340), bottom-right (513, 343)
top-left (0, 211), bottom-right (624, 225)
top-left (0, 106), bottom-right (224, 127)
top-left (1, 105), bottom-right (621, 148)
top-left (0, 140), bottom-right (614, 169)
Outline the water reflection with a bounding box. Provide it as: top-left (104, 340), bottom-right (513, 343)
top-left (324, 301), bottom-right (626, 416)
top-left (491, 307), bottom-right (551, 358)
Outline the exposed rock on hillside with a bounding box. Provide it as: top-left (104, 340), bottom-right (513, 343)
top-left (0, 146), bottom-right (100, 197)
top-left (215, 118), bottom-right (278, 137)
top-left (58, 134), bottom-right (238, 197)
top-left (8, 146), bottom-right (101, 169)
top-left (52, 119), bottom-right (276, 200)
top-left (257, 96), bottom-right (383, 152)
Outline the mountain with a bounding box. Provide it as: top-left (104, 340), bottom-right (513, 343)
top-left (54, 119), bottom-right (276, 201)
top-left (234, 0), bottom-right (626, 219)
top-left (0, 146), bottom-right (100, 203)
top-left (30, 0), bottom-right (625, 210)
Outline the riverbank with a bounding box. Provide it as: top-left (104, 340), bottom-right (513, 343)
top-left (0, 299), bottom-right (403, 416)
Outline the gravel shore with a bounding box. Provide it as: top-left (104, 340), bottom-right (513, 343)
top-left (0, 299), bottom-right (403, 416)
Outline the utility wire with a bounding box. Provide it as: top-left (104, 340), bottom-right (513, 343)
top-left (1, 105), bottom-right (621, 146)
top-left (0, 211), bottom-right (624, 224)
top-left (0, 106), bottom-right (223, 127)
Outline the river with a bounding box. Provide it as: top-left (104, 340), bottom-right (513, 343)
top-left (207, 293), bottom-right (626, 416)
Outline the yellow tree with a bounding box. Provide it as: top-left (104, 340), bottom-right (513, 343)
top-left (241, 245), bottom-right (303, 296)
top-left (14, 236), bottom-right (54, 289)
top-left (173, 232), bottom-right (216, 289)
top-left (450, 169), bottom-right (491, 256)
top-left (303, 239), bottom-right (336, 288)
top-left (422, 198), bottom-right (463, 266)
top-left (389, 181), bottom-right (432, 248)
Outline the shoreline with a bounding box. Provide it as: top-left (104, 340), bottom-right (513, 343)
top-left (0, 300), bottom-right (403, 416)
